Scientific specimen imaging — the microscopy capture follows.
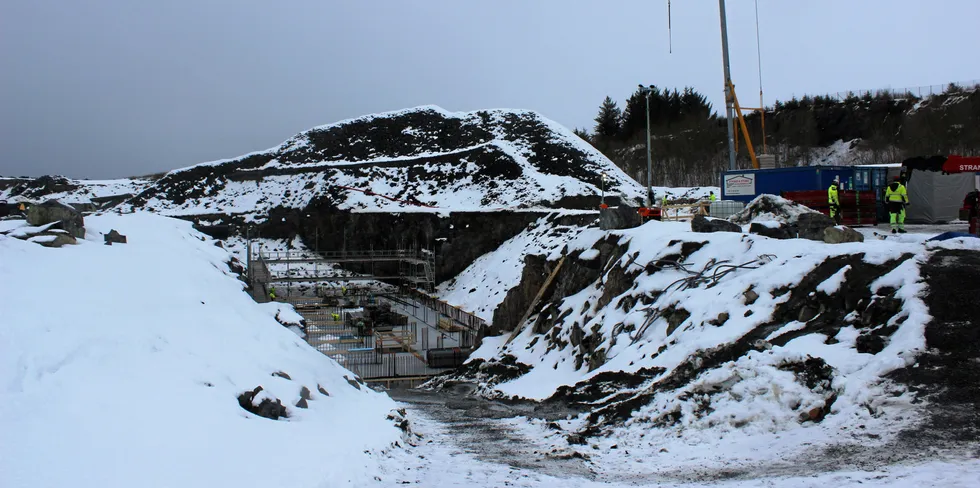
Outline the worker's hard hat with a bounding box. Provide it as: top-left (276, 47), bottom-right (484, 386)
top-left (894, 175), bottom-right (902, 181)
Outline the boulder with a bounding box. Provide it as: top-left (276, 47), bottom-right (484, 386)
top-left (691, 215), bottom-right (742, 233)
top-left (823, 226), bottom-right (865, 244)
top-left (796, 213), bottom-right (835, 241)
top-left (27, 232), bottom-right (77, 248)
top-left (237, 386), bottom-right (288, 420)
top-left (749, 222), bottom-right (794, 239)
top-left (599, 204), bottom-right (642, 230)
top-left (104, 229), bottom-right (127, 245)
top-left (26, 200), bottom-right (85, 239)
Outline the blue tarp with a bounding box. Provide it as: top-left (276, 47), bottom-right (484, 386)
top-left (927, 231), bottom-right (979, 241)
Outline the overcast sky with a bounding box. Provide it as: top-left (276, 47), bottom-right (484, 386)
top-left (2, 0), bottom-right (978, 179)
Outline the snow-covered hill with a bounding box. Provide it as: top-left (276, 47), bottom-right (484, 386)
top-left (429, 217), bottom-right (980, 479)
top-left (0, 214), bottom-right (405, 487)
top-left (102, 106), bottom-right (643, 219)
top-left (0, 175), bottom-right (153, 205)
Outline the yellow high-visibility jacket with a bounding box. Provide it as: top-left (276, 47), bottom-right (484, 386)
top-left (828, 184), bottom-right (839, 205)
top-left (885, 182), bottom-right (908, 203)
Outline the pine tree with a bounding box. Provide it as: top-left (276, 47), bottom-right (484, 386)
top-left (593, 96), bottom-right (622, 140)
top-left (572, 127), bottom-right (591, 142)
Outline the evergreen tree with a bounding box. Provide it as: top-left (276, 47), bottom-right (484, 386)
top-left (572, 127), bottom-right (591, 142)
top-left (593, 96), bottom-right (623, 140)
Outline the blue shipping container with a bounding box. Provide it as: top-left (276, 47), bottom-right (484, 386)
top-left (720, 166), bottom-right (855, 203)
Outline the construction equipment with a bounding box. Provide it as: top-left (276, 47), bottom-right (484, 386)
top-left (900, 155), bottom-right (980, 180)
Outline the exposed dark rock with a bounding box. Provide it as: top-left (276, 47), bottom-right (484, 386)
top-left (708, 312), bottom-right (730, 326)
top-left (664, 307), bottom-right (691, 336)
top-left (824, 226), bottom-right (864, 244)
top-left (778, 357), bottom-right (834, 390)
top-left (345, 375), bottom-right (362, 390)
top-left (691, 215), bottom-right (742, 233)
top-left (295, 397), bottom-right (309, 409)
top-left (856, 333), bottom-right (886, 354)
top-left (104, 229), bottom-right (127, 245)
top-left (796, 213), bottom-right (836, 241)
top-left (272, 371), bottom-right (291, 380)
top-left (749, 222), bottom-right (793, 239)
top-left (29, 232), bottom-right (76, 248)
top-left (599, 204), bottom-right (642, 230)
top-left (237, 386), bottom-right (288, 420)
top-left (317, 384), bottom-right (330, 396)
top-left (27, 199), bottom-right (85, 238)
top-left (299, 386), bottom-right (312, 401)
top-left (743, 288), bottom-right (760, 305)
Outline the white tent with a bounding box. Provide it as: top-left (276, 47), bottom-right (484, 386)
top-left (903, 171), bottom-right (976, 224)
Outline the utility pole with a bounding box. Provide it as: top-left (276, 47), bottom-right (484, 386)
top-left (719, 0), bottom-right (737, 171)
top-left (639, 84), bottom-right (655, 206)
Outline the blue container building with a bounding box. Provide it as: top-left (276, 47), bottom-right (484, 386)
top-left (720, 166), bottom-right (855, 203)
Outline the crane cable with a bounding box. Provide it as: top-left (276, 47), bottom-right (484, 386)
top-left (755, 0), bottom-right (767, 153)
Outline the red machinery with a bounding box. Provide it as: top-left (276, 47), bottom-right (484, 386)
top-left (782, 190), bottom-right (878, 226)
top-left (637, 206), bottom-right (663, 221)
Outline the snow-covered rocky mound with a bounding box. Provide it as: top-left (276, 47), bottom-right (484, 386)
top-left (0, 213), bottom-right (405, 487)
top-left (0, 175), bottom-right (154, 206)
top-left (429, 217), bottom-right (980, 478)
top-left (729, 193), bottom-right (823, 224)
top-left (111, 106), bottom-right (643, 219)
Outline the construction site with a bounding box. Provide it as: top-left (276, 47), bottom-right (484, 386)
top-left (247, 245), bottom-right (483, 386)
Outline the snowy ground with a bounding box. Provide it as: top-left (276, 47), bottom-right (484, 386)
top-left (0, 213), bottom-right (405, 488)
top-left (374, 391), bottom-right (980, 487)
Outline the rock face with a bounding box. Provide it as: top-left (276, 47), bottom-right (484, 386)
top-left (823, 226), bottom-right (865, 244)
top-left (599, 205), bottom-right (642, 230)
top-left (691, 215), bottom-right (742, 233)
top-left (749, 222), bottom-right (794, 239)
top-left (27, 200), bottom-right (85, 239)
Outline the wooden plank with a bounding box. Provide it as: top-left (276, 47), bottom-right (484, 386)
top-left (506, 256), bottom-right (566, 344)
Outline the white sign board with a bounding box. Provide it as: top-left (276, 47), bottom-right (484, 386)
top-left (724, 173), bottom-right (756, 196)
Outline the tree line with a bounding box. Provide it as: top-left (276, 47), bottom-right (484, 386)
top-left (577, 83), bottom-right (980, 187)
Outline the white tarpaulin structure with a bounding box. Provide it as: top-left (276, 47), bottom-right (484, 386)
top-left (904, 171), bottom-right (977, 223)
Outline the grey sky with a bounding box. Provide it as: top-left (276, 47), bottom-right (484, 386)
top-left (2, 0), bottom-right (978, 179)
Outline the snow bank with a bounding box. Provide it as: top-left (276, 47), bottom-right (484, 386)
top-left (0, 213), bottom-right (402, 488)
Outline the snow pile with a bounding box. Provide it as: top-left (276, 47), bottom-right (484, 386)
top-left (0, 213), bottom-right (403, 488)
top-left (116, 106), bottom-right (645, 219)
top-left (430, 217), bottom-right (979, 475)
top-left (729, 193), bottom-right (823, 224)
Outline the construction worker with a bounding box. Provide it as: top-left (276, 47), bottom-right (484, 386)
top-left (964, 189), bottom-right (979, 236)
top-left (331, 312), bottom-right (340, 321)
top-left (828, 177), bottom-right (842, 226)
top-left (885, 176), bottom-right (909, 233)
top-left (709, 191), bottom-right (716, 202)
top-left (268, 286), bottom-right (277, 301)
top-left (661, 194), bottom-right (668, 208)
top-left (341, 285), bottom-right (347, 296)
